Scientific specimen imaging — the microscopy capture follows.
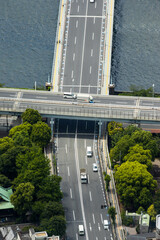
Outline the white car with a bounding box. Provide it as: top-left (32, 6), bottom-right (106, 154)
top-left (90, 0), bottom-right (95, 2)
top-left (93, 163), bottom-right (98, 172)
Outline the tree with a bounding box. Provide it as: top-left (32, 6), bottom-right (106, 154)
top-left (103, 172), bottom-right (111, 190)
top-left (10, 182), bottom-right (35, 215)
top-left (31, 122), bottom-right (51, 148)
top-left (108, 207), bottom-right (117, 224)
top-left (123, 144), bottom-right (152, 170)
top-left (115, 161), bottom-right (157, 210)
top-left (39, 215), bottom-right (66, 237)
top-left (12, 130), bottom-right (32, 147)
top-left (147, 204), bottom-right (156, 222)
top-left (40, 201), bottom-right (64, 220)
top-left (154, 190), bottom-right (160, 214)
top-left (110, 135), bottom-right (135, 165)
top-left (0, 137), bottom-right (14, 155)
top-left (0, 174), bottom-right (11, 187)
top-left (136, 206), bottom-right (145, 214)
top-left (9, 122), bottom-right (32, 138)
top-left (22, 108), bottom-right (42, 125)
top-left (37, 175), bottom-right (63, 202)
top-left (108, 121), bottom-right (123, 136)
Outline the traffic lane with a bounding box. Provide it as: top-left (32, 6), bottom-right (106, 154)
top-left (87, 0), bottom-right (104, 16)
top-left (0, 90), bottom-right (18, 98)
top-left (22, 92), bottom-right (64, 101)
top-left (58, 134), bottom-right (83, 239)
top-left (140, 99), bottom-right (160, 108)
top-left (62, 17), bottom-right (85, 91)
top-left (77, 120), bottom-right (95, 134)
top-left (58, 119), bottom-right (77, 133)
top-left (78, 137), bottom-right (111, 239)
top-left (94, 96), bottom-right (137, 106)
top-left (70, 0), bottom-right (87, 16)
top-left (81, 18), bottom-right (102, 94)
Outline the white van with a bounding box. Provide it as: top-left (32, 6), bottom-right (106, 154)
top-left (103, 219), bottom-right (109, 230)
top-left (87, 146), bottom-right (93, 157)
top-left (78, 225), bottom-right (85, 235)
top-left (63, 92), bottom-right (77, 99)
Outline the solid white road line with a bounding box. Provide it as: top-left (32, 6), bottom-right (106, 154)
top-left (89, 191), bottom-right (92, 201)
top-left (76, 233), bottom-right (78, 240)
top-left (85, 156), bottom-right (88, 165)
top-left (65, 144), bottom-right (67, 154)
top-left (91, 49), bottom-right (93, 56)
top-left (77, 5), bottom-right (79, 12)
top-left (92, 32), bottom-right (94, 40)
top-left (84, 139), bottom-right (86, 148)
top-left (100, 213), bottom-right (103, 224)
top-left (93, 17), bottom-right (95, 24)
top-left (95, 2), bottom-right (97, 8)
top-left (71, 70), bottom-right (74, 78)
top-left (88, 174), bottom-right (90, 184)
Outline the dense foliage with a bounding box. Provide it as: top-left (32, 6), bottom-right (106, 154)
top-left (0, 109), bottom-right (65, 237)
top-left (108, 121), bottom-right (160, 214)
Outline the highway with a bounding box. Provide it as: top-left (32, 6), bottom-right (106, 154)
top-left (60, 0), bottom-right (106, 94)
top-left (57, 119), bottom-right (112, 239)
top-left (1, 89), bottom-right (160, 123)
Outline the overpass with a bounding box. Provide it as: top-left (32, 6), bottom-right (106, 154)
top-left (0, 89), bottom-right (160, 124)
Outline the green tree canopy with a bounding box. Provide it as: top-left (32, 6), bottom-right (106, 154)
top-left (147, 204), bottom-right (156, 222)
top-left (0, 174), bottom-right (11, 187)
top-left (110, 135), bottom-right (135, 165)
top-left (37, 175), bottom-right (62, 202)
top-left (22, 108), bottom-right (42, 125)
top-left (11, 182), bottom-right (35, 215)
top-left (12, 130), bottom-right (32, 147)
top-left (108, 121), bottom-right (123, 136)
top-left (108, 207), bottom-right (117, 224)
top-left (39, 215), bottom-right (66, 237)
top-left (40, 201), bottom-right (64, 220)
top-left (31, 122), bottom-right (51, 148)
top-left (0, 137), bottom-right (14, 155)
top-left (9, 122), bottom-right (32, 138)
top-left (115, 161), bottom-right (157, 210)
top-left (123, 144), bottom-right (152, 170)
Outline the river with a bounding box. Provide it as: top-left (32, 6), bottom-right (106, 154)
top-left (111, 0), bottom-right (160, 93)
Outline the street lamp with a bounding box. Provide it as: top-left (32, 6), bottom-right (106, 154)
top-left (152, 84), bottom-right (155, 97)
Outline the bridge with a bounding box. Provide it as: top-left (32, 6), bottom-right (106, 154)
top-left (0, 89), bottom-right (160, 124)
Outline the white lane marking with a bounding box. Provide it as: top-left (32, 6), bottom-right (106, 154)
top-left (75, 128), bottom-right (89, 240)
top-left (84, 139), bottom-right (86, 148)
top-left (88, 174), bottom-right (90, 184)
top-left (79, 1), bottom-right (89, 93)
top-left (100, 213), bottom-right (103, 224)
top-left (89, 223), bottom-right (92, 231)
top-left (91, 49), bottom-right (93, 56)
top-left (92, 213), bottom-right (95, 224)
top-left (95, 1), bottom-right (97, 8)
top-left (89, 191), bottom-right (92, 201)
top-left (77, 5), bottom-right (79, 12)
top-left (96, 237), bottom-right (98, 240)
top-left (65, 144), bottom-right (67, 154)
top-left (76, 233), bottom-right (78, 240)
top-left (85, 155), bottom-right (88, 165)
top-left (74, 36), bottom-right (77, 45)
top-left (70, 188), bottom-right (72, 199)
top-left (76, 20), bottom-right (78, 28)
top-left (73, 210), bottom-right (75, 220)
top-left (93, 17), bottom-right (95, 24)
top-left (71, 70), bottom-right (74, 78)
top-left (73, 53), bottom-right (75, 61)
top-left (104, 237), bottom-right (106, 240)
top-left (92, 32), bottom-right (94, 40)
top-left (90, 66), bottom-right (92, 74)
top-left (98, 222), bottom-right (101, 231)
top-left (67, 166), bottom-right (70, 177)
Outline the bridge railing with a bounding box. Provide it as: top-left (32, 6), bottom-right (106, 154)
top-left (1, 99), bottom-right (160, 122)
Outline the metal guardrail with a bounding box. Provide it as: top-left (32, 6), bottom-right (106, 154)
top-left (1, 99), bottom-right (160, 123)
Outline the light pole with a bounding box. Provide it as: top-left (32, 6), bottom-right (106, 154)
top-left (152, 84), bottom-right (155, 97)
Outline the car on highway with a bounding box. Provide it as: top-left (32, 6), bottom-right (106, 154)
top-left (78, 225), bottom-right (85, 235)
top-left (63, 92), bottom-right (77, 99)
top-left (103, 219), bottom-right (109, 230)
top-left (90, 0), bottom-right (95, 2)
top-left (93, 163), bottom-right (98, 172)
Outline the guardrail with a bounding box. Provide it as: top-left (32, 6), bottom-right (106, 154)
top-left (1, 98), bottom-right (160, 123)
